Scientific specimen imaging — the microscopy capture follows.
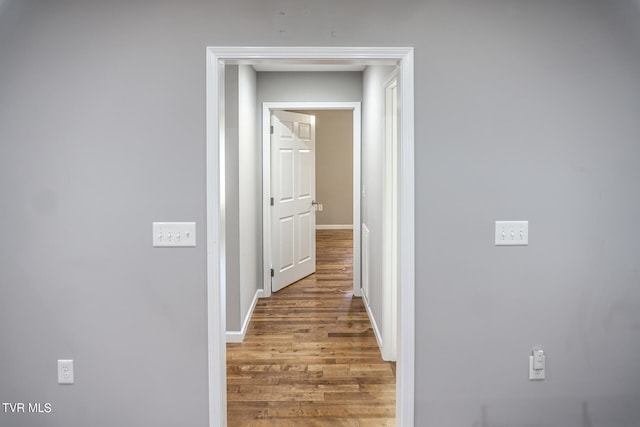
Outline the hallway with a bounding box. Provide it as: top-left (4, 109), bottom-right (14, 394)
top-left (227, 229), bottom-right (396, 426)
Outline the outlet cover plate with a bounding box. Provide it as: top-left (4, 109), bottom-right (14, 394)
top-left (529, 355), bottom-right (545, 380)
top-left (58, 359), bottom-right (74, 385)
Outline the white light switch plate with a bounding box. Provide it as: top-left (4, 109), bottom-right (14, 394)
top-left (153, 222), bottom-right (196, 247)
top-left (495, 221), bottom-right (528, 246)
top-left (58, 359), bottom-right (74, 385)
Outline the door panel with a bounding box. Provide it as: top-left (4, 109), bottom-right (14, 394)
top-left (298, 211), bottom-right (312, 263)
top-left (279, 149), bottom-right (294, 202)
top-left (298, 122), bottom-right (311, 139)
top-left (279, 216), bottom-right (295, 271)
top-left (298, 150), bottom-right (312, 197)
top-left (280, 120), bottom-right (294, 137)
top-left (271, 110), bottom-right (316, 292)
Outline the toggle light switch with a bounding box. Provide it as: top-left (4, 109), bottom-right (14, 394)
top-left (152, 222), bottom-right (196, 247)
top-left (495, 221), bottom-right (528, 246)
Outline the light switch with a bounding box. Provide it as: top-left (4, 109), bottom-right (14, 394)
top-left (153, 222), bottom-right (196, 247)
top-left (495, 221), bottom-right (528, 246)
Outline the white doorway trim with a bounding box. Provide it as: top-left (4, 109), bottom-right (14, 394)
top-left (382, 72), bottom-right (399, 362)
top-left (262, 102), bottom-right (362, 298)
top-left (206, 46), bottom-right (415, 427)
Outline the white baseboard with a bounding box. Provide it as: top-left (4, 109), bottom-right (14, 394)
top-left (226, 289), bottom-right (263, 343)
top-left (362, 290), bottom-right (384, 358)
top-left (316, 224), bottom-right (353, 230)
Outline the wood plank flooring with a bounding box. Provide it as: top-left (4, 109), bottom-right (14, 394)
top-left (227, 229), bottom-right (396, 426)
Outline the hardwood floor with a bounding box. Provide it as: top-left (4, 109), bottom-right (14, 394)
top-left (227, 229), bottom-right (396, 426)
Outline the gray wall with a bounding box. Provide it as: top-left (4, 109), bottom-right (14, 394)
top-left (416, 2), bottom-right (640, 425)
top-left (225, 65), bottom-right (241, 331)
top-left (0, 1), bottom-right (210, 426)
top-left (237, 65), bottom-right (259, 328)
top-left (225, 64), bottom-right (259, 334)
top-left (257, 71), bottom-right (363, 104)
top-left (362, 65), bottom-right (396, 347)
top-left (1, 1), bottom-right (640, 427)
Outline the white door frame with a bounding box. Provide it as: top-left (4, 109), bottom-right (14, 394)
top-left (205, 46), bottom-right (415, 427)
top-left (382, 72), bottom-right (399, 362)
top-left (262, 102), bottom-right (362, 298)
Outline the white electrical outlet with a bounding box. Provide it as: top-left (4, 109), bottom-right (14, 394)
top-left (495, 221), bottom-right (528, 246)
top-left (152, 222), bottom-right (196, 247)
top-left (58, 359), bottom-right (74, 385)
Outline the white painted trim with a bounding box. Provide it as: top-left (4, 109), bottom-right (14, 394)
top-left (205, 49), bottom-right (226, 427)
top-left (382, 71), bottom-right (399, 362)
top-left (315, 224), bottom-right (353, 230)
top-left (261, 105), bottom-right (272, 298)
top-left (352, 103), bottom-right (362, 299)
top-left (262, 102), bottom-right (361, 299)
top-left (397, 47), bottom-right (415, 427)
top-left (206, 46), bottom-right (415, 427)
top-left (361, 223), bottom-right (370, 301)
top-left (363, 292), bottom-right (384, 358)
top-left (225, 289), bottom-right (262, 343)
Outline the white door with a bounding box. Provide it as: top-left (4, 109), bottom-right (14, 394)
top-left (271, 110), bottom-right (316, 292)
